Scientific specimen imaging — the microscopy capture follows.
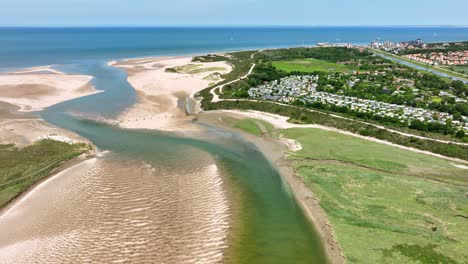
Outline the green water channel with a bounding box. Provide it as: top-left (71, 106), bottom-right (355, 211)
top-left (41, 62), bottom-right (328, 263)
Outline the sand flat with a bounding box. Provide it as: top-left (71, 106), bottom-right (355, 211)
top-left (0, 71), bottom-right (100, 112)
top-left (112, 57), bottom-right (232, 131)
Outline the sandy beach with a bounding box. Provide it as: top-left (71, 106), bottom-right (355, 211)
top-left (0, 66), bottom-right (101, 112)
top-left (0, 102), bottom-right (91, 147)
top-left (112, 56), bottom-right (232, 131)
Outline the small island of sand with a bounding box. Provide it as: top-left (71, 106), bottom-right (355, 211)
top-left (0, 66), bottom-right (101, 112)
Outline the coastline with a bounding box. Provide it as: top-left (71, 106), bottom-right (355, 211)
top-left (1, 46), bottom-right (465, 262)
top-left (0, 67), bottom-right (102, 112)
top-left (0, 150), bottom-right (97, 215)
top-left (111, 56), bottom-right (233, 131)
top-left (0, 102), bottom-right (98, 211)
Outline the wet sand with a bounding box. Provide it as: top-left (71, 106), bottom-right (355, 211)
top-left (0, 102), bottom-right (91, 147)
top-left (0, 68), bottom-right (101, 112)
top-left (0, 148), bottom-right (231, 263)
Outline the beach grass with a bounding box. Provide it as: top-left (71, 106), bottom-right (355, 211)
top-left (272, 58), bottom-right (356, 73)
top-left (282, 127), bottom-right (468, 263)
top-left (0, 139), bottom-right (89, 208)
top-left (169, 64), bottom-right (227, 75)
top-left (224, 117), bottom-right (275, 136)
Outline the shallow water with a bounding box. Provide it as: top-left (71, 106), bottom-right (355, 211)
top-left (0, 60), bottom-right (328, 263)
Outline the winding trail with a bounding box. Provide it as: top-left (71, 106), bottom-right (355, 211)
top-left (210, 63), bottom-right (257, 102)
top-left (208, 49), bottom-right (467, 148)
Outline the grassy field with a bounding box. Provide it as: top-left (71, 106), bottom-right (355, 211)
top-left (272, 58), bottom-right (356, 73)
top-left (282, 128), bottom-right (468, 264)
top-left (0, 140), bottom-right (90, 207)
top-left (222, 117), bottom-right (275, 136)
top-left (442, 66), bottom-right (468, 76)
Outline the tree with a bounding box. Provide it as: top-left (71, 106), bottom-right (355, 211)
top-left (409, 119), bottom-right (427, 131)
top-left (455, 130), bottom-right (465, 139)
top-left (451, 80), bottom-right (466, 96)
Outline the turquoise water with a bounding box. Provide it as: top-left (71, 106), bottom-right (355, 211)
top-left (3, 27), bottom-right (468, 263)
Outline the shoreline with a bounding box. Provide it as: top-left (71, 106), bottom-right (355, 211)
top-left (111, 55), bottom-right (233, 131)
top-left (196, 111), bottom-right (345, 264)
top-left (0, 149), bottom-right (97, 215)
top-left (249, 130), bottom-right (346, 264)
top-left (0, 66), bottom-right (102, 112)
top-left (0, 103), bottom-right (99, 213)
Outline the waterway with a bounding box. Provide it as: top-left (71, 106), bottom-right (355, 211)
top-left (0, 60), bottom-right (328, 263)
top-left (1, 26), bottom-right (467, 263)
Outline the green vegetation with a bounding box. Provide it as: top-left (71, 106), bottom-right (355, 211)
top-left (445, 65), bottom-right (468, 76)
top-left (223, 117), bottom-right (275, 136)
top-left (282, 128), bottom-right (468, 263)
top-left (203, 100), bottom-right (468, 160)
top-left (370, 48), bottom-right (468, 81)
top-left (0, 140), bottom-right (90, 207)
top-left (195, 50), bottom-right (257, 84)
top-left (165, 63), bottom-right (227, 74)
top-left (271, 58), bottom-right (356, 73)
top-left (198, 47), bottom-right (468, 159)
top-left (213, 47), bottom-right (468, 140)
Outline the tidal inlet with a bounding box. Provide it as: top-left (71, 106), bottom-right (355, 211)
top-left (1, 12), bottom-right (467, 264)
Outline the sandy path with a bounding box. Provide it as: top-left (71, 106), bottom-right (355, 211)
top-left (221, 110), bottom-right (468, 165)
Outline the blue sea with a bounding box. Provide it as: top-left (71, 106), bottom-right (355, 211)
top-left (1, 26), bottom-right (468, 263)
top-left (1, 26), bottom-right (468, 70)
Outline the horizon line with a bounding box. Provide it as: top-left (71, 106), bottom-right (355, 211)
top-left (1, 25), bottom-right (468, 28)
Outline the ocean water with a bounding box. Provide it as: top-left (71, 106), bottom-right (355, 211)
top-left (1, 26), bottom-right (467, 70)
top-left (1, 27), bottom-right (467, 263)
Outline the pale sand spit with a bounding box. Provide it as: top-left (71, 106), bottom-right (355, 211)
top-left (112, 56), bottom-right (232, 131)
top-left (0, 118), bottom-right (91, 147)
top-left (0, 69), bottom-right (101, 112)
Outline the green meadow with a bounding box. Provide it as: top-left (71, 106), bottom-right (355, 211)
top-left (283, 128), bottom-right (468, 264)
top-left (272, 58), bottom-right (356, 73)
top-left (223, 116), bottom-right (468, 263)
top-left (223, 117), bottom-right (275, 136)
top-left (0, 140), bottom-right (89, 207)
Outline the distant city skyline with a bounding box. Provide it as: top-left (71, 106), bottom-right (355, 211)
top-left (1, 0), bottom-right (467, 27)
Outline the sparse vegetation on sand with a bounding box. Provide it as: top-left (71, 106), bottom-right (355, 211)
top-left (166, 63), bottom-right (227, 74)
top-left (0, 139), bottom-right (90, 207)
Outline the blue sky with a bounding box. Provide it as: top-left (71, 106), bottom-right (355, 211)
top-left (1, 0), bottom-right (467, 26)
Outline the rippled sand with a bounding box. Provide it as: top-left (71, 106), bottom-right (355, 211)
top-left (0, 153), bottom-right (230, 263)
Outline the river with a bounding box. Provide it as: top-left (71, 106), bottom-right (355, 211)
top-left (0, 61), bottom-right (328, 263)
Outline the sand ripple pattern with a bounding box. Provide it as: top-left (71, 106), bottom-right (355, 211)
top-left (0, 155), bottom-right (230, 263)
